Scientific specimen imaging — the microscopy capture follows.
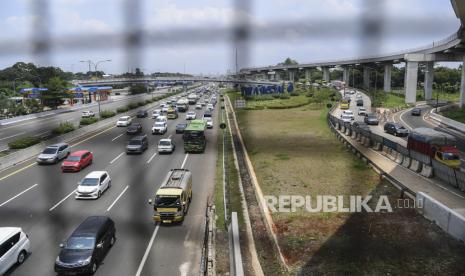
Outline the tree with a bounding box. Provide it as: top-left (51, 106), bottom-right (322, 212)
top-left (135, 68), bottom-right (144, 77)
top-left (41, 77), bottom-right (67, 109)
top-left (278, 58), bottom-right (298, 66)
top-left (129, 84), bottom-right (147, 95)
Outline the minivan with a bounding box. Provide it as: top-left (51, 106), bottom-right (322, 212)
top-left (55, 216), bottom-right (116, 275)
top-left (0, 227), bottom-right (30, 275)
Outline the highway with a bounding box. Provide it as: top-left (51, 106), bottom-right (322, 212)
top-left (0, 89), bottom-right (174, 152)
top-left (0, 89), bottom-right (218, 276)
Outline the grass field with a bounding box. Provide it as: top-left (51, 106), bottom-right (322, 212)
top-left (440, 106), bottom-right (465, 124)
top-left (234, 92), bottom-right (465, 274)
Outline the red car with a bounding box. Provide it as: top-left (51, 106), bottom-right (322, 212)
top-left (61, 150), bottom-right (93, 172)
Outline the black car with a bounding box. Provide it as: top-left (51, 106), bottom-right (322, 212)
top-left (126, 123), bottom-right (143, 135)
top-left (364, 114), bottom-right (379, 125)
top-left (356, 99), bottom-right (364, 106)
top-left (411, 108), bottom-right (421, 116)
top-left (384, 122), bottom-right (409, 137)
top-left (55, 216), bottom-right (116, 275)
top-left (126, 135), bottom-right (148, 154)
top-left (352, 121), bottom-right (371, 131)
top-left (136, 110), bottom-right (148, 118)
top-left (176, 122), bottom-right (188, 133)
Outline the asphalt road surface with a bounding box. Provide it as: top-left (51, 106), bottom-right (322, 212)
top-left (0, 89), bottom-right (173, 151)
top-left (0, 91), bottom-right (218, 276)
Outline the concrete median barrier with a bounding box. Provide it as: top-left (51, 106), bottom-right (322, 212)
top-left (456, 170), bottom-right (465, 192)
top-left (409, 159), bottom-right (421, 172)
top-left (395, 153), bottom-right (404, 164)
top-left (363, 138), bottom-right (371, 147)
top-left (372, 142), bottom-right (382, 151)
top-left (401, 156), bottom-right (411, 168)
top-left (417, 192), bottom-right (465, 242)
top-left (420, 164), bottom-right (434, 178)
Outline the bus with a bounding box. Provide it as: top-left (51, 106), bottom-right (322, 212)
top-left (183, 120), bottom-right (207, 153)
top-left (340, 99), bottom-right (350, 110)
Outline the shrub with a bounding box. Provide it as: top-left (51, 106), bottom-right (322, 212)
top-left (8, 136), bottom-right (41, 149)
top-left (117, 106), bottom-right (129, 113)
top-left (290, 92), bottom-right (300, 97)
top-left (100, 110), bottom-right (116, 119)
top-left (145, 99), bottom-right (152, 105)
top-left (137, 101), bottom-right (145, 107)
top-left (127, 102), bottom-right (139, 109)
top-left (80, 117), bottom-right (99, 126)
top-left (52, 122), bottom-right (75, 135)
top-left (279, 94), bottom-right (290, 99)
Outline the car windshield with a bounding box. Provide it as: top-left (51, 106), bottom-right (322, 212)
top-left (80, 178), bottom-right (99, 186)
top-left (66, 236), bottom-right (95, 250)
top-left (203, 113), bottom-right (212, 118)
top-left (155, 122), bottom-right (164, 127)
top-left (188, 112), bottom-right (195, 115)
top-left (66, 156), bottom-right (81, 162)
top-left (159, 140), bottom-right (171, 146)
top-left (177, 123), bottom-right (187, 128)
top-left (155, 195), bottom-right (181, 207)
top-left (342, 115), bottom-right (351, 119)
top-left (129, 140), bottom-right (142, 145)
top-left (443, 153), bottom-right (460, 160)
top-left (119, 117), bottom-right (128, 121)
top-left (43, 147), bottom-right (58, 154)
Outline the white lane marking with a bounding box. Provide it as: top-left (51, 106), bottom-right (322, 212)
top-left (146, 152), bottom-right (157, 164)
top-left (181, 154), bottom-right (189, 169)
top-left (0, 184), bottom-right (38, 207)
top-left (135, 224), bottom-right (160, 276)
top-left (110, 152), bottom-right (125, 164)
top-left (167, 134), bottom-right (172, 139)
top-left (112, 133), bottom-right (124, 141)
top-left (49, 189), bottom-right (76, 211)
top-left (106, 185), bottom-right (130, 212)
top-left (0, 132), bottom-right (26, 141)
top-left (398, 108), bottom-right (414, 130)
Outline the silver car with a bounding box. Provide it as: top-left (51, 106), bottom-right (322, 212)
top-left (37, 143), bottom-right (70, 164)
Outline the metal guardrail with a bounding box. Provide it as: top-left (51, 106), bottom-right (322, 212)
top-left (201, 203), bottom-right (216, 276)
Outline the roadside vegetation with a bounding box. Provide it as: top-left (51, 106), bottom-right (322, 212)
top-left (79, 117), bottom-right (99, 126)
top-left (99, 110), bottom-right (116, 119)
top-left (230, 88), bottom-right (465, 274)
top-left (8, 136), bottom-right (41, 149)
top-left (440, 106), bottom-right (465, 124)
top-left (51, 121), bottom-right (75, 135)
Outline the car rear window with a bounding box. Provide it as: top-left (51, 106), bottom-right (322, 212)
top-left (43, 147), bottom-right (58, 154)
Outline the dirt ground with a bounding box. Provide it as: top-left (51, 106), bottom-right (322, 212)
top-left (235, 103), bottom-right (465, 275)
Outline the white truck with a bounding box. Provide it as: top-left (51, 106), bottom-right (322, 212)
top-left (187, 93), bottom-right (198, 105)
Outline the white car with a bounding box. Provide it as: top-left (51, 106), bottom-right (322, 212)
top-left (152, 109), bottom-right (161, 119)
top-left (81, 110), bottom-right (95, 118)
top-left (0, 227), bottom-right (30, 275)
top-left (156, 115), bottom-right (168, 123)
top-left (341, 114), bottom-right (352, 123)
top-left (342, 110), bottom-right (354, 120)
top-left (195, 104), bottom-right (202, 110)
top-left (37, 143), bottom-right (70, 164)
top-left (358, 107), bottom-right (367, 116)
top-left (75, 171), bottom-right (111, 199)
top-left (186, 111), bottom-right (197, 120)
top-left (152, 122), bottom-right (168, 134)
top-left (157, 138), bottom-right (175, 153)
top-left (205, 118), bottom-right (213, 129)
top-left (116, 116), bottom-right (132, 127)
top-left (161, 106), bottom-right (169, 113)
top-left (206, 104), bottom-right (214, 111)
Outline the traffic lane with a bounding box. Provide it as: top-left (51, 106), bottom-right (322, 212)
top-left (141, 106), bottom-right (219, 276)
top-left (2, 109), bottom-right (187, 275)
top-left (0, 89), bottom-right (173, 148)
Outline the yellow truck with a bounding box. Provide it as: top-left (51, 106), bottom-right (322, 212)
top-left (148, 169), bottom-right (192, 223)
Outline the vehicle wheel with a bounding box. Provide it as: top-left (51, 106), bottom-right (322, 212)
top-left (108, 180), bottom-right (111, 188)
top-left (110, 235), bottom-right (116, 247)
top-left (90, 262), bottom-right (97, 274)
top-left (97, 191), bottom-right (101, 199)
top-left (17, 250), bottom-right (27, 264)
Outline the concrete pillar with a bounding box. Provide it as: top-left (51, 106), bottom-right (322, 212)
top-left (405, 61), bottom-right (419, 104)
top-left (343, 67), bottom-right (350, 84)
top-left (305, 69), bottom-right (311, 82)
top-left (424, 61), bottom-right (434, 101)
top-left (383, 64), bottom-right (392, 92)
top-left (322, 67), bottom-right (330, 83)
top-left (460, 57), bottom-right (465, 108)
top-left (289, 70), bottom-right (295, 83)
top-left (363, 67), bottom-right (370, 89)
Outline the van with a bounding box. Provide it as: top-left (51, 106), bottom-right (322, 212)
top-left (0, 227), bottom-right (30, 275)
top-left (55, 216), bottom-right (116, 275)
top-left (148, 169), bottom-right (193, 223)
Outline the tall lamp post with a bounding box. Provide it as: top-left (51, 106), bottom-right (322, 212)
top-left (79, 59), bottom-right (111, 112)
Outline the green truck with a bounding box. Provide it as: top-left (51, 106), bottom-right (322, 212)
top-left (183, 119), bottom-right (206, 153)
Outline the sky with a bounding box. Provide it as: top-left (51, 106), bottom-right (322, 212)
top-left (0, 0), bottom-right (460, 74)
